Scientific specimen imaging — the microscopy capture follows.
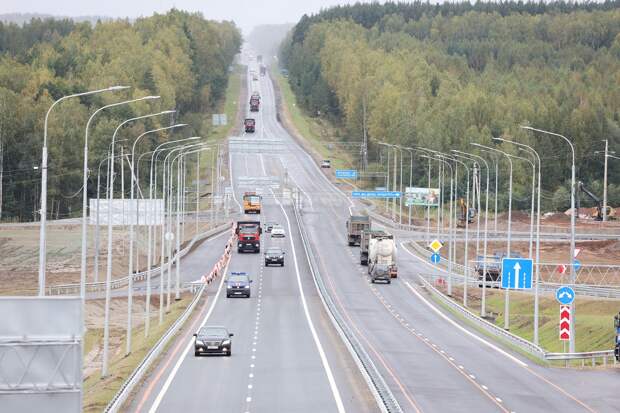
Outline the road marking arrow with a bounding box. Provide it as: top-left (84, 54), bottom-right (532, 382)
top-left (513, 262), bottom-right (521, 288)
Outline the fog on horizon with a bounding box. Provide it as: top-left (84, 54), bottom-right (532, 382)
top-left (0, 0), bottom-right (393, 33)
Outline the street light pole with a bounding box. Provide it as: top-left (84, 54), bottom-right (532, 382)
top-left (520, 127), bottom-right (576, 350)
top-left (102, 112), bottom-right (172, 378)
top-left (80, 95), bottom-right (161, 306)
top-left (125, 123), bottom-right (185, 355)
top-left (453, 150), bottom-right (490, 317)
top-left (495, 136), bottom-right (543, 344)
top-left (143, 137), bottom-right (200, 336)
top-left (38, 85), bottom-right (128, 296)
top-left (473, 143), bottom-right (513, 330)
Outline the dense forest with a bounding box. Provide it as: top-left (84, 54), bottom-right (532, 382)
top-left (280, 1), bottom-right (620, 212)
top-left (0, 10), bottom-right (241, 221)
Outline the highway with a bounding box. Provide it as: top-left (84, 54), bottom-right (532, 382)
top-left (126, 54), bottom-right (619, 413)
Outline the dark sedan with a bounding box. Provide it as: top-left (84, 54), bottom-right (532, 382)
top-left (264, 247), bottom-right (285, 266)
top-left (226, 272), bottom-right (252, 298)
top-left (193, 326), bottom-right (233, 356)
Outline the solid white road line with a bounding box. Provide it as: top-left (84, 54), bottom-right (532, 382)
top-left (402, 280), bottom-right (527, 368)
top-left (148, 259), bottom-right (230, 413)
top-left (267, 163), bottom-right (345, 412)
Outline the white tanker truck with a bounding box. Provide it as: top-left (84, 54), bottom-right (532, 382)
top-left (368, 235), bottom-right (397, 283)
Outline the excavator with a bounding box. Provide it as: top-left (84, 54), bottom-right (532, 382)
top-left (577, 181), bottom-right (614, 221)
top-left (457, 198), bottom-right (475, 228)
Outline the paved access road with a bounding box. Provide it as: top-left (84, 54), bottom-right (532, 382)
top-left (254, 57), bottom-right (619, 412)
top-left (127, 57), bottom-right (377, 413)
top-left (128, 51), bottom-right (618, 413)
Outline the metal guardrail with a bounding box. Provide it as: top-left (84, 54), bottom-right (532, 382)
top-left (368, 210), bottom-right (620, 240)
top-left (407, 240), bottom-right (620, 299)
top-left (104, 231), bottom-right (235, 412)
top-left (293, 196), bottom-right (401, 413)
top-left (104, 282), bottom-right (206, 412)
top-left (418, 274), bottom-right (618, 366)
top-left (418, 275), bottom-right (547, 359)
top-left (48, 221), bottom-right (232, 296)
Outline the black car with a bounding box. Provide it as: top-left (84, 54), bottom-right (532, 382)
top-left (194, 326), bottom-right (233, 356)
top-left (226, 272), bottom-right (252, 298)
top-left (265, 222), bottom-right (276, 233)
top-left (265, 247), bottom-right (285, 266)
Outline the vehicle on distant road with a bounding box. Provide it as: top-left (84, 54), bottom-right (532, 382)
top-left (346, 215), bottom-right (370, 246)
top-left (271, 225), bottom-right (286, 238)
top-left (244, 118), bottom-right (256, 133)
top-left (475, 254), bottom-right (502, 287)
top-left (360, 229), bottom-right (391, 265)
top-left (320, 159), bottom-right (331, 168)
top-left (265, 247), bottom-right (285, 266)
top-left (370, 263), bottom-right (391, 284)
top-left (193, 326), bottom-right (234, 356)
top-left (226, 272), bottom-right (253, 298)
top-left (236, 220), bottom-right (262, 253)
top-left (265, 222), bottom-right (276, 233)
top-left (243, 191), bottom-right (261, 214)
top-left (368, 235), bottom-right (397, 278)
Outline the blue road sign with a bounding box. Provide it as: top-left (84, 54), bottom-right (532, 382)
top-left (351, 191), bottom-right (401, 199)
top-left (501, 257), bottom-right (533, 289)
top-left (335, 169), bottom-right (358, 179)
top-left (556, 286), bottom-right (575, 305)
top-left (430, 253), bottom-right (441, 264)
top-left (573, 259), bottom-right (582, 272)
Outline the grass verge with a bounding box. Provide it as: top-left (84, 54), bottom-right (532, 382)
top-left (83, 297), bottom-right (191, 412)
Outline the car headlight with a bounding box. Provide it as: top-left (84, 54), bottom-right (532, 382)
top-left (255, 243), bottom-right (259, 247)
top-left (195, 340), bottom-right (204, 346)
top-left (238, 243), bottom-right (242, 247)
top-left (244, 285), bottom-right (250, 289)
top-left (279, 256), bottom-right (284, 259)
top-left (222, 339), bottom-right (231, 346)
top-left (227, 285), bottom-right (232, 289)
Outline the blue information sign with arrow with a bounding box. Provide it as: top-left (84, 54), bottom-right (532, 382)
top-left (430, 253), bottom-right (441, 264)
top-left (501, 257), bottom-right (533, 289)
top-left (556, 286), bottom-right (575, 305)
top-left (351, 191), bottom-right (401, 199)
top-left (573, 259), bottom-right (582, 272)
top-left (335, 169), bottom-right (358, 179)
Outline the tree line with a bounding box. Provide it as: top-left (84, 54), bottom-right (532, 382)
top-left (0, 9), bottom-right (241, 221)
top-left (280, 1), bottom-right (620, 213)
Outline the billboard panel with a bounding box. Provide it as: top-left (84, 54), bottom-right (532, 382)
top-left (405, 187), bottom-right (440, 206)
top-left (89, 199), bottom-right (164, 226)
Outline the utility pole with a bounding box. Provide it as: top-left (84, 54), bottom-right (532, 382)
top-left (603, 139), bottom-right (608, 222)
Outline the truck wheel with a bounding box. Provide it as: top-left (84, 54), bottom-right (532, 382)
top-left (195, 351), bottom-right (200, 357)
top-left (387, 280), bottom-right (391, 284)
top-left (371, 279), bottom-right (375, 283)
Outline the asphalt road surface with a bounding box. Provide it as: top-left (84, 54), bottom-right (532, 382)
top-left (127, 53), bottom-right (619, 413)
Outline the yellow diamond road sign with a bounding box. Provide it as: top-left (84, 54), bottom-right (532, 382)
top-left (429, 239), bottom-right (443, 253)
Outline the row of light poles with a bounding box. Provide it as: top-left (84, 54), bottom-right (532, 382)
top-left (37, 87), bottom-right (221, 377)
top-left (378, 126), bottom-right (586, 351)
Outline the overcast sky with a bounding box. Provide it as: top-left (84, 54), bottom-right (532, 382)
top-left (1, 0), bottom-right (384, 33)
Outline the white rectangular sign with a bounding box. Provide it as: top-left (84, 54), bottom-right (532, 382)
top-left (405, 187), bottom-right (440, 206)
top-left (89, 199), bottom-right (164, 225)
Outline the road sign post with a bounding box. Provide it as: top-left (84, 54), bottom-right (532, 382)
top-left (560, 305), bottom-right (571, 342)
top-left (501, 258), bottom-right (533, 289)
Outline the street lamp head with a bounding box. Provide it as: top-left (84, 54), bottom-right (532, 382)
top-left (160, 110), bottom-right (176, 115)
top-left (172, 123), bottom-right (188, 128)
top-left (143, 95), bottom-right (161, 100)
top-left (519, 125), bottom-right (534, 131)
top-left (108, 86), bottom-right (131, 91)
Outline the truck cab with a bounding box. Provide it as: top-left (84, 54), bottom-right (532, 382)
top-left (346, 215), bottom-right (370, 246)
top-left (244, 118), bottom-right (256, 133)
top-left (236, 221), bottom-right (262, 253)
top-left (243, 192), bottom-right (261, 214)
